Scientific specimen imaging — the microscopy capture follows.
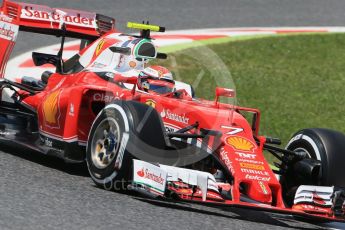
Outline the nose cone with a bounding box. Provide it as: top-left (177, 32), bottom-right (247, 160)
top-left (246, 180), bottom-right (272, 204)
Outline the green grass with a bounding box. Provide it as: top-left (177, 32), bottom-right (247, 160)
top-left (155, 33), bottom-right (345, 152)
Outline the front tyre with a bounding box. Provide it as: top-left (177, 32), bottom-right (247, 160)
top-left (282, 128), bottom-right (345, 205)
top-left (86, 100), bottom-right (169, 191)
top-left (86, 103), bottom-right (132, 190)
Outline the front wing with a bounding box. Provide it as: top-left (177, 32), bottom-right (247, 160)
top-left (130, 160), bottom-right (345, 223)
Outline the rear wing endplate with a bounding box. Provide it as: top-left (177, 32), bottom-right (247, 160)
top-left (0, 0), bottom-right (115, 40)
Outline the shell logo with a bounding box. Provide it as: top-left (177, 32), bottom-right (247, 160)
top-left (225, 136), bottom-right (255, 152)
top-left (43, 90), bottom-right (60, 127)
top-left (129, 61), bottom-right (137, 68)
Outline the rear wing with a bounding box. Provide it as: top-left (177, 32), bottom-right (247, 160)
top-left (0, 0), bottom-right (115, 40)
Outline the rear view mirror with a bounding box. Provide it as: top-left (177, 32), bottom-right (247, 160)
top-left (32, 52), bottom-right (60, 67)
top-left (109, 41), bottom-right (168, 59)
top-left (215, 87), bottom-right (235, 98)
top-left (215, 87), bottom-right (236, 104)
top-left (135, 41), bottom-right (156, 59)
top-left (156, 53), bottom-right (168, 59)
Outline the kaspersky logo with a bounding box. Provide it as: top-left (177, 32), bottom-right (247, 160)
top-left (136, 168), bottom-right (165, 185)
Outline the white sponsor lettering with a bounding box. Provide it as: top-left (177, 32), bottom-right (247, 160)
top-left (235, 152), bottom-right (256, 159)
top-left (165, 126), bottom-right (178, 133)
top-left (44, 137), bottom-right (53, 147)
top-left (221, 126), bottom-right (243, 135)
top-left (114, 132), bottom-right (129, 170)
top-left (286, 133), bottom-right (303, 147)
top-left (21, 5), bottom-right (96, 28)
top-left (0, 25), bottom-right (16, 40)
top-left (93, 93), bottom-right (115, 103)
top-left (0, 15), bottom-right (13, 23)
top-left (235, 158), bottom-right (264, 165)
top-left (245, 174), bottom-right (271, 181)
top-left (220, 148), bottom-right (233, 171)
top-left (160, 109), bottom-right (189, 124)
top-left (133, 159), bottom-right (167, 195)
top-left (0, 20), bottom-right (18, 41)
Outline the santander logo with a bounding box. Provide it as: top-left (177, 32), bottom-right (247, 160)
top-left (136, 168), bottom-right (165, 185)
top-left (137, 168), bottom-right (145, 177)
top-left (21, 6), bottom-right (95, 28)
top-left (160, 108), bottom-right (189, 124)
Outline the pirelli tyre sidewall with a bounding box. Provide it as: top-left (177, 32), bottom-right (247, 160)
top-left (286, 128), bottom-right (345, 188)
top-left (86, 102), bottom-right (134, 190)
top-left (86, 100), bottom-right (168, 190)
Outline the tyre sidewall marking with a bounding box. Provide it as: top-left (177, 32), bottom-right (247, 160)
top-left (87, 103), bottom-right (130, 184)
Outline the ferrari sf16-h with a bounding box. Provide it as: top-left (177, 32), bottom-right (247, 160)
top-left (0, 0), bottom-right (345, 223)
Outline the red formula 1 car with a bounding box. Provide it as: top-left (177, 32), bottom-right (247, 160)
top-left (0, 0), bottom-right (345, 223)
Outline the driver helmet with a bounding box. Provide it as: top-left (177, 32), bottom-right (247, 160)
top-left (137, 66), bottom-right (175, 94)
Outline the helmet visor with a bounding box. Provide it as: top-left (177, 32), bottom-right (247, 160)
top-left (149, 84), bottom-right (174, 94)
top-left (146, 79), bottom-right (174, 94)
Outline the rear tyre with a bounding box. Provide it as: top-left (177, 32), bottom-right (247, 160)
top-left (282, 128), bottom-right (345, 206)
